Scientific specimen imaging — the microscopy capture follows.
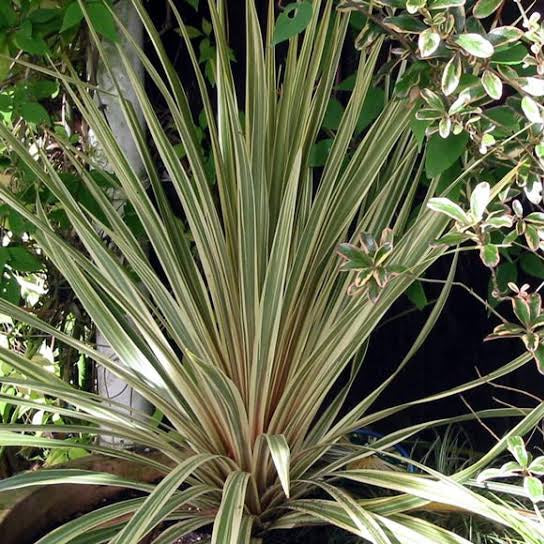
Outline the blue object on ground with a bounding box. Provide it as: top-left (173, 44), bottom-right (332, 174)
top-left (352, 428), bottom-right (415, 472)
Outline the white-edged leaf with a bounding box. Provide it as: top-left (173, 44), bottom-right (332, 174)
top-left (407, 0), bottom-right (426, 14)
top-left (488, 26), bottom-right (523, 47)
top-left (427, 198), bottom-right (470, 224)
top-left (455, 34), bottom-right (494, 58)
top-left (507, 436), bottom-right (529, 467)
top-left (473, 0), bottom-right (503, 19)
top-left (530, 456), bottom-right (544, 475)
top-left (480, 244), bottom-right (500, 268)
top-left (419, 28), bottom-right (440, 58)
top-left (470, 182), bottom-right (491, 221)
top-left (264, 434), bottom-right (291, 498)
top-left (0, 468), bottom-right (154, 494)
top-left (524, 476), bottom-right (544, 503)
top-left (442, 55), bottom-right (462, 96)
top-left (522, 96), bottom-right (543, 123)
top-left (481, 70), bottom-right (503, 100)
top-left (521, 77), bottom-right (544, 98)
top-left (211, 472), bottom-right (250, 544)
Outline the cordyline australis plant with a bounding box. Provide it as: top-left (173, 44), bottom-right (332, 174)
top-left (0, 1), bottom-right (543, 542)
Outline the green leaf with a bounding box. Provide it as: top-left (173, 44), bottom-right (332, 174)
top-left (272, 2), bottom-right (313, 46)
top-left (534, 345), bottom-right (544, 374)
top-left (337, 243), bottom-right (373, 269)
top-left (480, 244), bottom-right (499, 268)
top-left (323, 98), bottom-right (344, 130)
top-left (427, 198), bottom-right (469, 224)
top-left (33, 80), bottom-right (59, 99)
top-left (0, 4), bottom-right (16, 28)
top-left (356, 88), bottom-right (385, 133)
top-left (425, 132), bottom-right (469, 178)
top-left (30, 8), bottom-right (62, 25)
top-left (183, 0), bottom-right (199, 9)
top-left (512, 298), bottom-right (531, 328)
top-left (455, 34), bottom-right (494, 58)
top-left (335, 74), bottom-right (356, 91)
top-left (87, 2), bottom-right (118, 42)
top-left (8, 247), bottom-right (43, 272)
top-left (13, 31), bottom-right (49, 55)
top-left (486, 106), bottom-right (520, 136)
top-left (61, 2), bottom-right (84, 32)
top-left (524, 476), bottom-right (543, 503)
top-left (0, 275), bottom-right (19, 305)
top-left (418, 28), bottom-right (440, 58)
top-left (481, 70), bottom-right (502, 100)
top-left (20, 102), bottom-right (50, 125)
top-left (473, 0), bottom-right (503, 19)
top-left (527, 293), bottom-right (542, 323)
top-left (520, 254), bottom-right (544, 280)
top-left (406, 280), bottom-right (427, 310)
top-left (0, 247), bottom-right (9, 274)
top-left (202, 18), bottom-right (212, 36)
top-left (0, 36), bottom-right (9, 81)
top-left (411, 117), bottom-right (430, 147)
top-left (441, 55), bottom-right (462, 96)
top-left (309, 139), bottom-right (333, 167)
top-left (435, 231), bottom-right (469, 245)
top-left (491, 43), bottom-right (527, 64)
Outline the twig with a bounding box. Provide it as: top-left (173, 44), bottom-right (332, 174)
top-left (460, 394), bottom-right (500, 441)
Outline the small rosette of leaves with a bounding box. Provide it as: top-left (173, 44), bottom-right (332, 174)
top-left (337, 228), bottom-right (404, 303)
top-left (486, 285), bottom-right (544, 373)
top-left (429, 181), bottom-right (513, 268)
top-left (478, 435), bottom-right (544, 504)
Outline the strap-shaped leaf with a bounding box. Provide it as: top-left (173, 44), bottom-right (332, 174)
top-left (211, 472), bottom-right (251, 544)
top-left (36, 485), bottom-right (214, 544)
top-left (111, 454), bottom-right (216, 544)
top-left (310, 480), bottom-right (391, 543)
top-left (0, 430), bottom-right (171, 473)
top-left (0, 469), bottom-right (153, 494)
top-left (150, 517), bottom-right (214, 544)
top-left (264, 434), bottom-right (291, 498)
